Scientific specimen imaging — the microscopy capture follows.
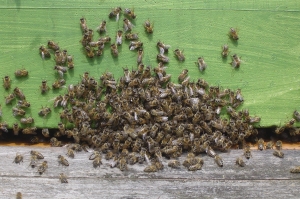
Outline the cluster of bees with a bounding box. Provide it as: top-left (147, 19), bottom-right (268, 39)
top-left (13, 150), bottom-right (68, 183)
top-left (271, 111), bottom-right (300, 136)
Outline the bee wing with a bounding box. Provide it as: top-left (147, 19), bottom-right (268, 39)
top-left (41, 52), bottom-right (45, 60)
top-left (116, 13), bottom-right (120, 21)
top-left (129, 46), bottom-right (136, 51)
top-left (159, 47), bottom-right (165, 55)
top-left (116, 36), bottom-right (122, 45)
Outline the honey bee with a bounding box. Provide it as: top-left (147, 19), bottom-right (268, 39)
top-left (16, 192), bottom-right (22, 199)
top-left (5, 93), bottom-right (15, 104)
top-left (16, 100), bottom-right (30, 108)
top-left (85, 46), bottom-right (94, 58)
top-left (118, 157), bottom-right (128, 171)
top-left (29, 154), bottom-right (38, 168)
top-left (20, 116), bottom-right (34, 124)
top-left (50, 137), bottom-right (62, 147)
top-left (144, 19), bottom-right (154, 33)
top-left (124, 8), bottom-right (136, 19)
top-left (58, 155), bottom-right (69, 166)
top-left (22, 127), bottom-right (37, 135)
top-left (229, 27), bottom-right (239, 40)
top-left (39, 46), bottom-right (51, 59)
top-left (273, 150), bottom-right (284, 158)
top-left (157, 41), bottom-right (170, 54)
top-left (40, 80), bottom-right (50, 94)
top-left (188, 163), bottom-right (203, 171)
top-left (196, 57), bottom-right (207, 72)
top-left (66, 149), bottom-right (74, 160)
top-left (157, 54), bottom-right (169, 63)
top-left (214, 155), bottom-right (223, 167)
top-left (144, 164), bottom-right (158, 172)
top-left (244, 145), bottom-right (252, 159)
top-left (12, 108), bottom-right (26, 116)
top-left (97, 20), bottom-right (106, 34)
top-left (59, 173), bottom-right (68, 183)
top-left (108, 7), bottom-right (122, 21)
top-left (13, 153), bottom-right (23, 164)
top-left (58, 122), bottom-right (65, 135)
top-left (42, 128), bottom-right (50, 137)
top-left (3, 76), bottom-right (11, 90)
top-left (29, 150), bottom-right (44, 160)
top-left (48, 40), bottom-right (60, 51)
top-left (67, 55), bottom-right (74, 69)
top-left (168, 160), bottom-right (181, 168)
top-left (178, 69), bottom-right (189, 82)
top-left (236, 157), bottom-right (245, 167)
top-left (123, 18), bottom-right (134, 32)
top-left (137, 48), bottom-right (143, 64)
top-left (38, 106), bottom-right (51, 117)
top-left (14, 68), bottom-right (29, 77)
top-left (275, 140), bottom-right (282, 150)
top-left (293, 110), bottom-right (300, 122)
top-left (93, 155), bottom-right (102, 168)
top-left (125, 33), bottom-right (139, 40)
top-left (14, 87), bottom-right (25, 100)
top-left (13, 123), bottom-right (20, 135)
top-left (257, 138), bottom-right (264, 151)
top-left (174, 49), bottom-right (185, 61)
top-left (206, 146), bottom-right (216, 158)
top-left (116, 30), bottom-right (123, 45)
top-left (38, 161), bottom-right (48, 175)
top-left (129, 41), bottom-right (143, 51)
top-left (80, 17), bottom-right (88, 32)
top-left (231, 54), bottom-right (241, 68)
top-left (52, 79), bottom-right (66, 89)
top-left (290, 166), bottom-right (300, 173)
top-left (110, 43), bottom-right (118, 57)
top-left (221, 44), bottom-right (229, 57)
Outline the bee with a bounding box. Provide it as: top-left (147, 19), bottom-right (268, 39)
top-left (293, 110), bottom-right (300, 122)
top-left (12, 108), bottom-right (26, 116)
top-left (290, 166), bottom-right (300, 173)
top-left (39, 46), bottom-right (51, 59)
top-left (229, 27), bottom-right (239, 40)
top-left (80, 17), bottom-right (88, 32)
top-left (214, 155), bottom-right (223, 167)
top-left (20, 117), bottom-right (34, 124)
top-left (59, 173), bottom-right (68, 183)
top-left (58, 155), bottom-right (69, 166)
top-left (265, 141), bottom-right (274, 149)
top-left (144, 164), bottom-right (158, 172)
top-left (118, 157), bottom-right (128, 171)
top-left (196, 57), bottom-right (207, 72)
top-left (54, 50), bottom-right (63, 65)
top-left (5, 93), bottom-right (15, 104)
top-left (221, 44), bottom-right (229, 57)
top-left (48, 40), bottom-right (60, 51)
top-left (144, 19), bottom-right (154, 33)
top-left (157, 54), bottom-right (169, 63)
top-left (116, 30), bottom-right (123, 45)
top-left (275, 140), bottom-right (282, 150)
top-left (168, 160), bottom-right (181, 169)
top-left (188, 163), bottom-right (203, 171)
top-left (3, 76), bottom-right (11, 90)
top-left (30, 150), bottom-right (44, 159)
top-left (58, 122), bottom-right (65, 134)
top-left (236, 157), bottom-right (245, 167)
top-left (206, 146), bottom-right (216, 158)
top-left (13, 123), bottom-right (20, 135)
top-left (124, 8), bottom-right (136, 19)
top-left (42, 128), bottom-right (50, 137)
top-left (0, 122), bottom-right (8, 133)
top-left (16, 192), bottom-right (22, 199)
top-left (137, 48), bottom-right (143, 64)
top-left (275, 126), bottom-right (285, 134)
top-left (85, 46), bottom-right (94, 58)
top-left (29, 154), bottom-right (38, 168)
top-left (231, 54), bottom-right (241, 68)
top-left (257, 138), bottom-right (264, 151)
top-left (17, 100), bottom-right (30, 108)
top-left (13, 87), bottom-right (25, 100)
top-left (38, 106), bottom-right (51, 117)
top-left (13, 153), bottom-right (23, 164)
top-left (30, 136), bottom-right (39, 144)
top-left (50, 137), bottom-right (62, 147)
top-left (89, 151), bottom-right (100, 160)
top-left (52, 79), bottom-right (66, 89)
top-left (15, 69), bottom-right (29, 77)
top-left (125, 33), bottom-right (139, 40)
top-left (273, 150), bottom-right (284, 158)
top-left (178, 69), bottom-right (188, 82)
top-left (244, 145), bottom-right (252, 159)
top-left (96, 20), bottom-right (106, 34)
top-left (129, 41), bottom-right (143, 51)
top-left (40, 80), bottom-right (50, 94)
top-left (174, 49), bottom-right (185, 61)
top-left (38, 161), bottom-right (48, 175)
top-left (108, 7), bottom-right (122, 21)
top-left (157, 41), bottom-right (170, 54)
top-left (67, 55), bottom-right (74, 69)
top-left (93, 155), bottom-right (102, 168)
top-left (123, 18), bottom-right (134, 32)
top-left (22, 127), bottom-right (37, 135)
top-left (110, 43), bottom-right (118, 57)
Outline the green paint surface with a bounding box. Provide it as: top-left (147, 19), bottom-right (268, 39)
top-left (0, 0), bottom-right (299, 128)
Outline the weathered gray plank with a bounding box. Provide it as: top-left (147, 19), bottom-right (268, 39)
top-left (1, 146), bottom-right (300, 198)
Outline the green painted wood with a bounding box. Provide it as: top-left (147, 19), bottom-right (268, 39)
top-left (0, 0), bottom-right (299, 128)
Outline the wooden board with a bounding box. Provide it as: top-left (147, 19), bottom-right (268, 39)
top-left (1, 146), bottom-right (300, 198)
top-left (0, 0), bottom-right (300, 128)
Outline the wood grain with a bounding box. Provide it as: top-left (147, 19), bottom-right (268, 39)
top-left (1, 146), bottom-right (300, 198)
